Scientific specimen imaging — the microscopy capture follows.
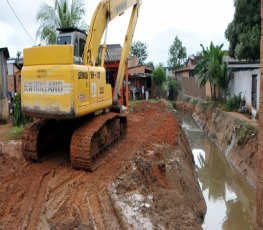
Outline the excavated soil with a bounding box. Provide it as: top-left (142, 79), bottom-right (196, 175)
top-left (0, 101), bottom-right (205, 229)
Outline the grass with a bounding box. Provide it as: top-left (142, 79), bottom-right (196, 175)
top-left (3, 126), bottom-right (24, 140)
top-left (128, 99), bottom-right (159, 108)
top-left (236, 122), bottom-right (257, 145)
top-left (192, 98), bottom-right (199, 105)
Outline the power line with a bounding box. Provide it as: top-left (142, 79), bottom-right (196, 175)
top-left (6, 0), bottom-right (36, 45)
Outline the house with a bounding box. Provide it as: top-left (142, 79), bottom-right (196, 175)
top-left (164, 67), bottom-right (175, 80)
top-left (98, 44), bottom-right (128, 105)
top-left (7, 58), bottom-right (23, 98)
top-left (98, 45), bottom-right (153, 103)
top-left (128, 56), bottom-right (153, 100)
top-left (226, 56), bottom-right (260, 112)
top-left (0, 47), bottom-right (10, 122)
top-left (174, 55), bottom-right (211, 98)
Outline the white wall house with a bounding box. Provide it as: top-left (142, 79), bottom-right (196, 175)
top-left (164, 67), bottom-right (175, 80)
top-left (226, 57), bottom-right (260, 112)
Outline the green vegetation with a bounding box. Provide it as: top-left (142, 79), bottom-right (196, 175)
top-left (12, 93), bottom-right (32, 127)
top-left (225, 0), bottom-right (260, 60)
top-left (36, 0), bottom-right (87, 44)
top-left (168, 80), bottom-right (179, 101)
top-left (152, 64), bottom-right (166, 98)
top-left (192, 98), bottom-right (199, 105)
top-left (236, 122), bottom-right (257, 145)
top-left (195, 42), bottom-right (232, 101)
top-left (223, 93), bottom-right (241, 112)
top-left (3, 126), bottom-right (24, 140)
top-left (128, 99), bottom-right (159, 111)
top-left (130, 41), bottom-right (149, 65)
top-left (167, 36), bottom-right (187, 70)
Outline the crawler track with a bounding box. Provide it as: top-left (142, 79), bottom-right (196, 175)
top-left (22, 119), bottom-right (75, 162)
top-left (22, 120), bottom-right (46, 161)
top-left (70, 113), bottom-right (127, 171)
top-left (22, 113), bottom-right (127, 171)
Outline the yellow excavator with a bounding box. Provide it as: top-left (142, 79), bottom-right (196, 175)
top-left (21, 0), bottom-right (142, 171)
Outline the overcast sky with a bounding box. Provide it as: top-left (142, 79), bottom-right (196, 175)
top-left (0, 0), bottom-right (234, 65)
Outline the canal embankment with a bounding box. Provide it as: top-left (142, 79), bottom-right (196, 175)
top-left (175, 94), bottom-right (258, 189)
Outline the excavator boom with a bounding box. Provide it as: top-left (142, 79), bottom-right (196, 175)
top-left (83, 0), bottom-right (141, 68)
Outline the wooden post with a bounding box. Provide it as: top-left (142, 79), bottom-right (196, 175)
top-left (257, 1), bottom-right (263, 228)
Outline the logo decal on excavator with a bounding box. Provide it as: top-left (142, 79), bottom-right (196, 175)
top-left (78, 72), bottom-right (88, 79)
top-left (23, 81), bottom-right (72, 95)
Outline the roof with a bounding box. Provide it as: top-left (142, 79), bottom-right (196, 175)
top-left (174, 65), bottom-right (195, 73)
top-left (57, 27), bottom-right (87, 35)
top-left (0, 47), bottom-right (10, 59)
top-left (7, 58), bottom-right (23, 69)
top-left (224, 56), bottom-right (260, 70)
top-left (98, 44), bottom-right (122, 62)
top-left (187, 55), bottom-right (202, 65)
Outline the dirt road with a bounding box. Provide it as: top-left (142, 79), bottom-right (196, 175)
top-left (0, 101), bottom-right (205, 229)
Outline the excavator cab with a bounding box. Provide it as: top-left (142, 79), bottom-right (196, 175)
top-left (56, 27), bottom-right (87, 64)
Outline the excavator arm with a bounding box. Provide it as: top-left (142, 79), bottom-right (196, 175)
top-left (83, 0), bottom-right (142, 102)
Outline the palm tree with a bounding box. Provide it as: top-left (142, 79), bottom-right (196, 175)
top-left (36, 0), bottom-right (87, 44)
top-left (195, 42), bottom-right (227, 100)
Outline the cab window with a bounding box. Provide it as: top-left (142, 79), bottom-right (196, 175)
top-left (74, 37), bottom-right (78, 57)
top-left (79, 39), bottom-right (86, 58)
top-left (57, 36), bottom-right (71, 45)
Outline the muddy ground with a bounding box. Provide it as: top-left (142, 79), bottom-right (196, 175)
top-left (0, 101), bottom-right (206, 229)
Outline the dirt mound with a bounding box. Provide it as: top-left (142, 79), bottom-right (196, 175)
top-left (0, 101), bottom-right (205, 229)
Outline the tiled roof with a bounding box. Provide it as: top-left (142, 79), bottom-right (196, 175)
top-left (174, 65), bottom-right (195, 73)
top-left (188, 55), bottom-right (202, 65)
top-left (98, 44), bottom-right (122, 62)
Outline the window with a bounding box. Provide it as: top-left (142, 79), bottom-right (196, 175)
top-left (74, 37), bottom-right (78, 57)
top-left (57, 36), bottom-right (71, 45)
top-left (79, 39), bottom-right (86, 58)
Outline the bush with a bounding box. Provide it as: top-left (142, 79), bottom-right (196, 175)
top-left (12, 93), bottom-right (32, 126)
top-left (236, 122), bottom-right (257, 145)
top-left (168, 80), bottom-right (180, 101)
top-left (224, 93), bottom-right (241, 112)
top-left (192, 98), bottom-right (199, 105)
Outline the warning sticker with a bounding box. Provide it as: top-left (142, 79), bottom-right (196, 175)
top-left (91, 82), bottom-right (96, 97)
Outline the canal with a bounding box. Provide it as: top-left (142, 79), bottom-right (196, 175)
top-left (176, 112), bottom-right (256, 230)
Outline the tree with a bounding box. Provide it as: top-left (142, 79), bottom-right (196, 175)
top-left (16, 51), bottom-right (22, 61)
top-left (146, 61), bottom-right (154, 69)
top-left (130, 41), bottom-right (148, 65)
top-left (36, 0), bottom-right (87, 44)
top-left (167, 36), bottom-right (187, 70)
top-left (152, 64), bottom-right (166, 97)
top-left (225, 0), bottom-right (260, 60)
top-left (195, 42), bottom-right (227, 100)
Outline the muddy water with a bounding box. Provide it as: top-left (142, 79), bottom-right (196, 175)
top-left (177, 113), bottom-right (256, 230)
